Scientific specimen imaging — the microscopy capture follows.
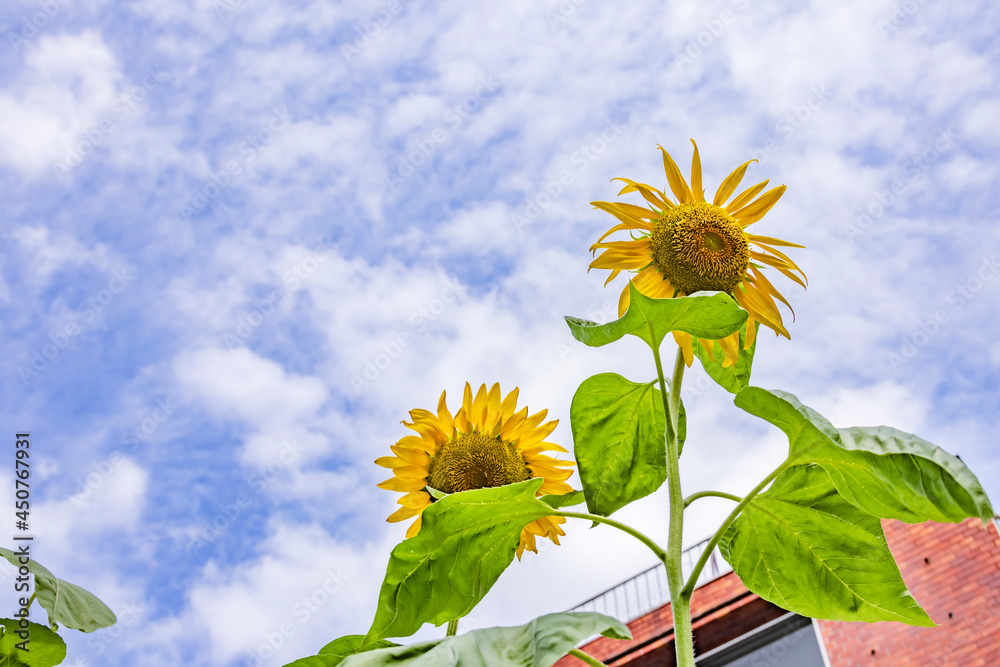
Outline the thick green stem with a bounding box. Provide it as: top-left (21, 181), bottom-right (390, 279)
top-left (654, 343), bottom-right (695, 667)
top-left (680, 461), bottom-right (789, 599)
top-left (568, 648), bottom-right (607, 666)
top-left (446, 619), bottom-right (459, 636)
top-left (683, 490), bottom-right (742, 508)
top-left (556, 511), bottom-right (666, 562)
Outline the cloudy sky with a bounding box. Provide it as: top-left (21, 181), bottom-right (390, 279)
top-left (0, 0), bottom-right (998, 665)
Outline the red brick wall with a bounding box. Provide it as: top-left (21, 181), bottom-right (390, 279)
top-left (557, 518), bottom-right (1000, 666)
top-left (554, 570), bottom-right (758, 666)
top-left (817, 518), bottom-right (1000, 667)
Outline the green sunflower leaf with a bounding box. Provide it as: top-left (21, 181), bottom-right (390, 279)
top-left (734, 387), bottom-right (994, 524)
top-left (691, 322), bottom-right (756, 394)
top-left (281, 636), bottom-right (400, 667)
top-left (366, 479), bottom-right (557, 642)
top-left (565, 282), bottom-right (747, 351)
top-left (347, 612), bottom-right (628, 666)
top-left (570, 373), bottom-right (684, 517)
top-left (720, 464), bottom-right (935, 626)
top-left (0, 549), bottom-right (117, 633)
top-left (0, 618), bottom-right (67, 667)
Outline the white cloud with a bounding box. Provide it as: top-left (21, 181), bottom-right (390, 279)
top-left (0, 31), bottom-right (123, 177)
top-left (175, 348), bottom-right (326, 423)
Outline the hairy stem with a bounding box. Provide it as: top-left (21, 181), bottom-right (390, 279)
top-left (680, 461), bottom-right (788, 599)
top-left (568, 648), bottom-right (608, 666)
top-left (446, 619), bottom-right (459, 636)
top-left (654, 341), bottom-right (695, 667)
top-left (683, 490), bottom-right (742, 508)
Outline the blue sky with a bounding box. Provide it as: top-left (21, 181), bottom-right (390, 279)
top-left (0, 0), bottom-right (998, 665)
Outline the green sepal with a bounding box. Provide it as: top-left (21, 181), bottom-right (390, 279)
top-left (539, 490), bottom-right (585, 509)
top-left (720, 464), bottom-right (935, 626)
top-left (565, 283), bottom-right (746, 351)
top-left (0, 617), bottom-right (67, 667)
top-left (734, 387), bottom-right (994, 523)
top-left (0, 549), bottom-right (117, 633)
top-left (570, 373), bottom-right (684, 517)
top-left (425, 487), bottom-right (449, 501)
top-left (345, 612), bottom-right (629, 666)
top-left (365, 479), bottom-right (556, 642)
top-left (691, 321), bottom-right (756, 394)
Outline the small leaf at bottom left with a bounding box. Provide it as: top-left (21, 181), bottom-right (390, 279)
top-left (0, 618), bottom-right (67, 667)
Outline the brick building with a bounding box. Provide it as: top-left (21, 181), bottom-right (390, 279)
top-left (556, 518), bottom-right (1000, 666)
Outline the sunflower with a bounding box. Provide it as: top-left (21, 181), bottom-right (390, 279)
top-left (376, 383), bottom-right (576, 559)
top-left (589, 141), bottom-right (807, 367)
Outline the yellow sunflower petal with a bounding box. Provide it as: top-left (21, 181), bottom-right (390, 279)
top-left (523, 408), bottom-right (549, 433)
top-left (405, 516), bottom-right (422, 539)
top-left (403, 419), bottom-right (447, 447)
top-left (391, 465), bottom-right (428, 480)
top-left (462, 382), bottom-right (474, 417)
top-left (731, 185), bottom-right (787, 226)
top-left (500, 406), bottom-right (529, 441)
top-left (485, 383), bottom-right (502, 432)
top-left (519, 441), bottom-right (569, 455)
top-left (613, 178), bottom-right (672, 209)
top-left (453, 406), bottom-right (469, 433)
top-left (399, 490), bottom-right (432, 510)
top-left (595, 200), bottom-right (659, 221)
top-left (387, 506), bottom-right (421, 523)
top-left (734, 283), bottom-right (789, 338)
top-left (618, 282), bottom-right (631, 317)
top-left (718, 331), bottom-right (740, 367)
top-left (499, 387), bottom-right (520, 421)
top-left (633, 266), bottom-right (677, 299)
top-left (436, 390), bottom-right (454, 435)
top-left (375, 456), bottom-right (406, 469)
top-left (689, 139), bottom-right (704, 202)
top-left (539, 480), bottom-right (575, 496)
top-left (377, 476), bottom-right (426, 492)
top-left (747, 234), bottom-right (805, 249)
top-left (517, 419), bottom-right (559, 450)
top-left (396, 435), bottom-right (436, 455)
top-left (698, 337), bottom-right (715, 362)
top-left (750, 266), bottom-right (795, 318)
top-left (390, 444), bottom-right (430, 466)
top-left (744, 318), bottom-right (757, 350)
top-left (656, 144), bottom-right (694, 204)
top-left (470, 384), bottom-right (488, 430)
top-left (673, 331), bottom-right (695, 367)
top-left (725, 179), bottom-right (769, 213)
top-left (713, 160), bottom-right (756, 207)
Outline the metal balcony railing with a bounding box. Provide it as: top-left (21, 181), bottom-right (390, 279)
top-left (569, 537), bottom-right (732, 622)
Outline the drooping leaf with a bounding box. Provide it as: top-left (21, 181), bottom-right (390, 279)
top-left (734, 388), bottom-right (993, 523)
top-left (565, 283), bottom-right (747, 350)
top-left (0, 549), bottom-right (117, 633)
top-left (366, 480), bottom-right (556, 642)
top-left (281, 636), bottom-right (400, 667)
top-left (720, 464), bottom-right (934, 626)
top-left (539, 490), bottom-right (586, 509)
top-left (571, 373), bottom-right (684, 517)
top-left (691, 322), bottom-right (756, 394)
top-left (0, 618), bottom-right (67, 667)
top-left (346, 612), bottom-right (629, 666)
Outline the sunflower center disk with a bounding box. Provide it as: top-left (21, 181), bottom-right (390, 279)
top-left (427, 431), bottom-right (533, 494)
top-left (649, 202), bottom-right (750, 294)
